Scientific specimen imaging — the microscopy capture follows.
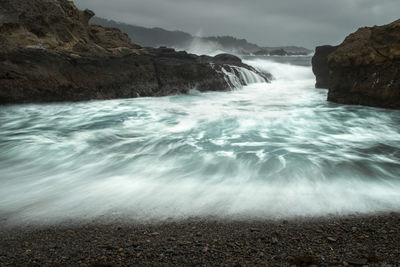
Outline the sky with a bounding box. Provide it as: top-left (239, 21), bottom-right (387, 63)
top-left (75, 0), bottom-right (400, 49)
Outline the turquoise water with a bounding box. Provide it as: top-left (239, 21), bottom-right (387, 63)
top-left (1, 57), bottom-right (400, 224)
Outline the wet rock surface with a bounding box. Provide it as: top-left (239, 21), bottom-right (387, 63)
top-left (1, 213), bottom-right (400, 266)
top-left (311, 45), bottom-right (338, 89)
top-left (0, 0), bottom-right (270, 104)
top-left (312, 19), bottom-right (400, 109)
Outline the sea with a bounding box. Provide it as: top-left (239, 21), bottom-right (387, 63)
top-left (1, 56), bottom-right (400, 224)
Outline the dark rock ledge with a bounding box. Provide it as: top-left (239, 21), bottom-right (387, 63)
top-left (0, 0), bottom-right (271, 104)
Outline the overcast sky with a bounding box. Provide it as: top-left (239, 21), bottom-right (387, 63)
top-left (75, 0), bottom-right (399, 49)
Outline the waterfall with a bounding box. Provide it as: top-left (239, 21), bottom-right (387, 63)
top-left (236, 66), bottom-right (266, 84)
top-left (211, 63), bottom-right (267, 89)
top-left (220, 66), bottom-right (243, 89)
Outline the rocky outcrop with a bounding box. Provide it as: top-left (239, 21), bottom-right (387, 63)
top-left (311, 45), bottom-right (338, 88)
top-left (0, 0), bottom-right (271, 104)
top-left (313, 19), bottom-right (400, 109)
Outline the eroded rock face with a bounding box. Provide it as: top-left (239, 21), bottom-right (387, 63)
top-left (311, 45), bottom-right (338, 89)
top-left (0, 0), bottom-right (271, 104)
top-left (0, 0), bottom-right (140, 56)
top-left (327, 19), bottom-right (400, 109)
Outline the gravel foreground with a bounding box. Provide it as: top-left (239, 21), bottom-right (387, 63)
top-left (1, 213), bottom-right (400, 266)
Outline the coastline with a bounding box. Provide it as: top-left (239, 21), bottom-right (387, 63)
top-left (1, 212), bottom-right (399, 266)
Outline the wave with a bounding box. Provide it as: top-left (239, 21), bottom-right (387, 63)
top-left (1, 58), bottom-right (400, 224)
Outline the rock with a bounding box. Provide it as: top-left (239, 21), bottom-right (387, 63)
top-left (346, 258), bottom-right (368, 265)
top-left (149, 232), bottom-right (159, 236)
top-left (289, 254), bottom-right (318, 265)
top-left (212, 53), bottom-right (242, 64)
top-left (254, 49), bottom-right (270, 56)
top-left (255, 49), bottom-right (287, 56)
top-left (271, 237), bottom-right (279, 244)
top-left (327, 19), bottom-right (400, 109)
top-left (311, 45), bottom-right (338, 88)
top-left (165, 248), bottom-right (174, 254)
top-left (0, 0), bottom-right (271, 104)
top-left (269, 49), bottom-right (287, 56)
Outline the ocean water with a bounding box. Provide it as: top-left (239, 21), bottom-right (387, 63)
top-left (1, 57), bottom-right (400, 224)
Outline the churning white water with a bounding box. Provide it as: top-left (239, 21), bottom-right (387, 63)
top-left (218, 65), bottom-right (266, 89)
top-left (1, 57), bottom-right (400, 224)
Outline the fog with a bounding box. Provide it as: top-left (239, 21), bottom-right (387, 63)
top-left (75, 0), bottom-right (399, 48)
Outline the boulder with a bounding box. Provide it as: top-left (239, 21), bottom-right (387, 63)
top-left (213, 53), bottom-right (242, 64)
top-left (327, 19), bottom-right (400, 108)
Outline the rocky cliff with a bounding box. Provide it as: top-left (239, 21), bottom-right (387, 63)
top-left (313, 19), bottom-right (400, 109)
top-left (0, 0), bottom-right (271, 104)
top-left (311, 45), bottom-right (338, 88)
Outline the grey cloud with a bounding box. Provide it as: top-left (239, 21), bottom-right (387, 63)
top-left (75, 0), bottom-right (399, 48)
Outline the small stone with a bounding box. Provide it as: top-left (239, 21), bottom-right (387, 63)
top-left (250, 228), bottom-right (261, 232)
top-left (271, 237), bottom-right (279, 244)
top-left (178, 241), bottom-right (192, 246)
top-left (358, 246), bottom-right (368, 252)
top-left (327, 237), bottom-right (337, 242)
top-left (102, 245), bottom-right (115, 250)
top-left (149, 232), bottom-right (160, 236)
top-left (346, 258), bottom-right (368, 265)
top-left (130, 242), bottom-right (139, 248)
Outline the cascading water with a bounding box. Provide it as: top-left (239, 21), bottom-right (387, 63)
top-left (234, 66), bottom-right (266, 84)
top-left (213, 64), bottom-right (266, 89)
top-left (220, 66), bottom-right (243, 89)
top-left (1, 56), bottom-right (400, 225)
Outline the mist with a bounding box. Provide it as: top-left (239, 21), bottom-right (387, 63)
top-left (75, 0), bottom-right (400, 48)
